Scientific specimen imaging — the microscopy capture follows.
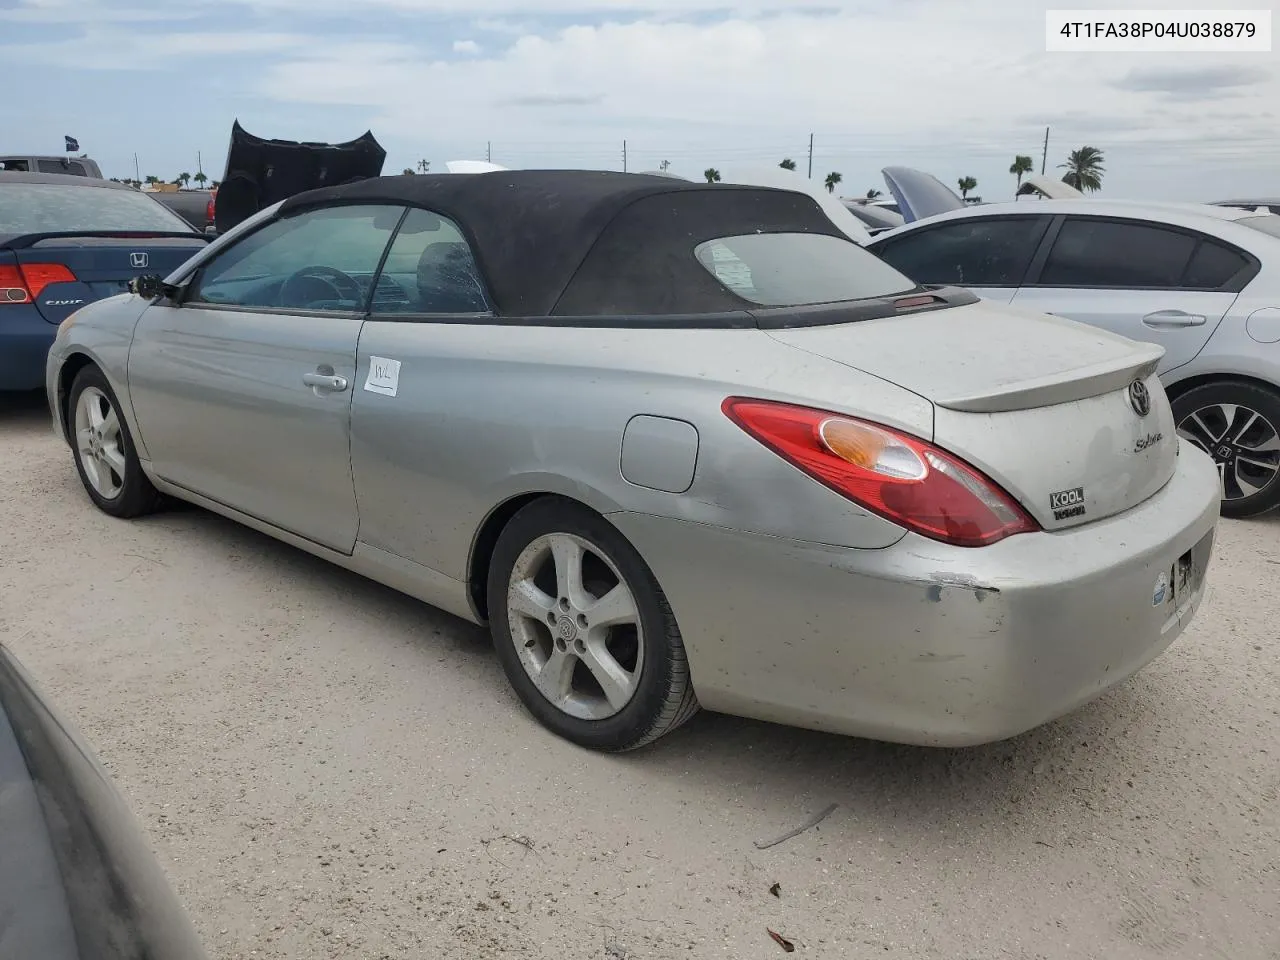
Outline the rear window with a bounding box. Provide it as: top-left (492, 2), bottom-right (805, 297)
top-left (693, 233), bottom-right (915, 306)
top-left (1240, 215), bottom-right (1280, 239)
top-left (0, 182), bottom-right (193, 236)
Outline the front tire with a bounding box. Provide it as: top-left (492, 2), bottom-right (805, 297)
top-left (68, 365), bottom-right (159, 518)
top-left (487, 497), bottom-right (699, 751)
top-left (1172, 379), bottom-right (1280, 519)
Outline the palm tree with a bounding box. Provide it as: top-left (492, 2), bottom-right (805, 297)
top-left (144, 175), bottom-right (160, 186)
top-left (865, 188), bottom-right (882, 199)
top-left (193, 171), bottom-right (208, 188)
top-left (957, 176), bottom-right (977, 199)
top-left (402, 168), bottom-right (416, 175)
top-left (824, 171), bottom-right (842, 194)
top-left (704, 168), bottom-right (721, 183)
top-left (1009, 155), bottom-right (1033, 193)
top-left (174, 172), bottom-right (191, 188)
top-left (1060, 146), bottom-right (1105, 192)
top-left (779, 158), bottom-right (797, 171)
top-left (659, 159), bottom-right (671, 171)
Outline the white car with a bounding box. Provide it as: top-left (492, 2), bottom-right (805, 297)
top-left (866, 179), bottom-right (1280, 518)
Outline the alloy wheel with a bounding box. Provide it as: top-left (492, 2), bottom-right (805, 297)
top-left (505, 532), bottom-right (645, 721)
top-left (74, 386), bottom-right (127, 500)
top-left (1176, 402), bottom-right (1280, 501)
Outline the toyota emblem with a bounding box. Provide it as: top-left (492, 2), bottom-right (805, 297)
top-left (1127, 379), bottom-right (1151, 417)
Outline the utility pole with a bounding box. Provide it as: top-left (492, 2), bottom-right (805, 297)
top-left (486, 141), bottom-right (491, 163)
top-left (133, 153), bottom-right (140, 185)
top-left (622, 139), bottom-right (628, 173)
top-left (807, 133), bottom-right (814, 179)
top-left (1040, 126), bottom-right (1049, 175)
top-left (417, 158), bottom-right (430, 173)
top-left (197, 150), bottom-right (203, 184)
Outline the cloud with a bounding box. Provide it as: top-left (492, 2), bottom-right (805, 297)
top-left (3, 0), bottom-right (1280, 200)
top-left (1112, 64), bottom-right (1272, 100)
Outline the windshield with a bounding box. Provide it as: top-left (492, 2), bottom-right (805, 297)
top-left (0, 182), bottom-right (194, 236)
top-left (1239, 215), bottom-right (1280, 239)
top-left (694, 232), bottom-right (916, 306)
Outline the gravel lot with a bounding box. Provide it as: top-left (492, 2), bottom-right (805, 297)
top-left (2, 389), bottom-right (1277, 960)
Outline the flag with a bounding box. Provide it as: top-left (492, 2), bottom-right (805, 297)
top-left (64, 135), bottom-right (79, 153)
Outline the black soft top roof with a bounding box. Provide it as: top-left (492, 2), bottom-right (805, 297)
top-left (279, 169), bottom-right (846, 317)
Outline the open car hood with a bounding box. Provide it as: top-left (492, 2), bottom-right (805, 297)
top-left (881, 166), bottom-right (967, 223)
top-left (214, 120), bottom-right (386, 234)
top-left (1016, 174), bottom-right (1085, 200)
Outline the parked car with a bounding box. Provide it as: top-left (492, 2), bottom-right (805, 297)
top-left (840, 199), bottom-right (905, 234)
top-left (150, 188), bottom-right (217, 235)
top-left (1212, 198), bottom-right (1280, 216)
top-left (47, 170), bottom-right (1218, 752)
top-left (868, 181), bottom-right (1280, 518)
top-left (0, 172), bottom-right (209, 391)
top-left (0, 644), bottom-right (210, 959)
top-left (0, 154), bottom-right (104, 178)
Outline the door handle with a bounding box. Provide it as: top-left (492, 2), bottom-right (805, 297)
top-left (1142, 310), bottom-right (1207, 328)
top-left (302, 372), bottom-right (349, 392)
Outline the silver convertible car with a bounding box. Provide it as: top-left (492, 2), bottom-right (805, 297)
top-left (46, 170), bottom-right (1220, 752)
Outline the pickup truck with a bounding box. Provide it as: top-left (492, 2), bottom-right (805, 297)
top-left (148, 189), bottom-right (217, 234)
top-left (0, 154), bottom-right (104, 177)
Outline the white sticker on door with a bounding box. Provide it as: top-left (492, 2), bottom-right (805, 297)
top-left (364, 356), bottom-right (401, 397)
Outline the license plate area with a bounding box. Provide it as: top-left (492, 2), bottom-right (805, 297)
top-left (1172, 529), bottom-right (1213, 604)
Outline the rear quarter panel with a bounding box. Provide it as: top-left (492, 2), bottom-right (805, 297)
top-left (348, 321), bottom-right (936, 582)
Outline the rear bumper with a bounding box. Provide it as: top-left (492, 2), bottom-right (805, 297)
top-left (0, 308), bottom-right (56, 391)
top-left (610, 442), bottom-right (1221, 746)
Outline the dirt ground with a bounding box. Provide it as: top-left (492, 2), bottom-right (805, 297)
top-left (2, 389), bottom-right (1277, 960)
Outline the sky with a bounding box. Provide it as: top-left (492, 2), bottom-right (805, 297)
top-left (0, 0), bottom-right (1275, 202)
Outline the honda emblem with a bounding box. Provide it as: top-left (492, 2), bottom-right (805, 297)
top-left (130, 252), bottom-right (149, 269)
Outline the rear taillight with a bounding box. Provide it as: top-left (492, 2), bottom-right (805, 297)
top-left (722, 397), bottom-right (1039, 547)
top-left (206, 196), bottom-right (216, 222)
top-left (0, 263), bottom-right (77, 303)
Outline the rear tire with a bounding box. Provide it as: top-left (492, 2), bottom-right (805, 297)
top-left (1171, 379), bottom-right (1280, 519)
top-left (68, 365), bottom-right (160, 519)
top-left (487, 497), bottom-right (699, 751)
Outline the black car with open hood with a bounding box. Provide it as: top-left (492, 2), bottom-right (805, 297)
top-left (214, 120), bottom-right (386, 235)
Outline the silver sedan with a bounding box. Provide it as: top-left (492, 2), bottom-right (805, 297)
top-left (46, 170), bottom-right (1220, 752)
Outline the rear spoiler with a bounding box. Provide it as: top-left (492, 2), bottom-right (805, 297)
top-left (1, 231), bottom-right (211, 249)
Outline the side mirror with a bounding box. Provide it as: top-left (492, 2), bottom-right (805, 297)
top-left (130, 275), bottom-right (164, 299)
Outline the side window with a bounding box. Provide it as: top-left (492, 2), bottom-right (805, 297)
top-left (1038, 219), bottom-right (1195, 288)
top-left (874, 217), bottom-right (1046, 286)
top-left (1181, 239), bottom-right (1251, 289)
top-left (36, 159), bottom-right (86, 175)
top-left (0, 159), bottom-right (30, 171)
top-left (370, 207), bottom-right (489, 315)
top-left (188, 204), bottom-right (406, 311)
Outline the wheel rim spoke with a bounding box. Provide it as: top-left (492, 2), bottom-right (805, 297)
top-left (549, 534), bottom-right (589, 608)
top-left (580, 638), bottom-right (637, 711)
top-left (584, 583), bottom-right (639, 631)
top-left (100, 446), bottom-right (127, 486)
top-left (532, 647), bottom-right (576, 705)
top-left (508, 578), bottom-right (556, 622)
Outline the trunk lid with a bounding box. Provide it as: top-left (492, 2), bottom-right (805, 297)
top-left (6, 235), bottom-right (207, 324)
top-left (766, 300), bottom-right (1180, 529)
